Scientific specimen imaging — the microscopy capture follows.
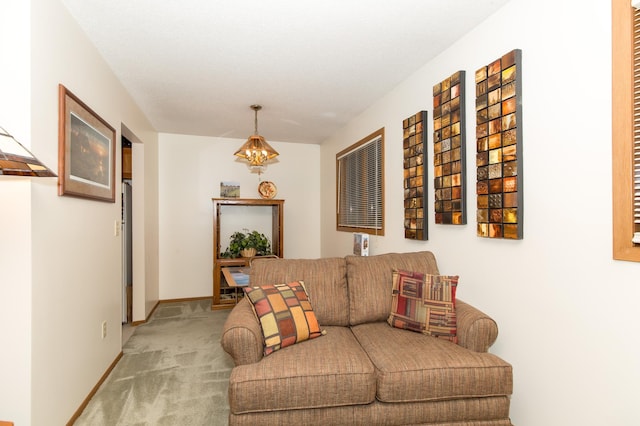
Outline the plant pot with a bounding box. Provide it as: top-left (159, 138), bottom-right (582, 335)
top-left (240, 248), bottom-right (256, 258)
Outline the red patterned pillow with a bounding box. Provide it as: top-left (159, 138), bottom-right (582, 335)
top-left (244, 281), bottom-right (324, 355)
top-left (387, 269), bottom-right (459, 343)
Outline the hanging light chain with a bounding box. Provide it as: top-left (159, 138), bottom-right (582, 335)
top-left (252, 104), bottom-right (262, 135)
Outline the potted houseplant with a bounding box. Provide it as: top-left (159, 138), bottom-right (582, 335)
top-left (221, 228), bottom-right (272, 258)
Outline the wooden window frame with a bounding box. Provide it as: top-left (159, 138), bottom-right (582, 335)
top-left (336, 128), bottom-right (385, 235)
top-left (612, 0), bottom-right (640, 261)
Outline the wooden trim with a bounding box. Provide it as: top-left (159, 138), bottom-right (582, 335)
top-left (160, 296), bottom-right (213, 304)
top-left (612, 0), bottom-right (640, 261)
top-left (66, 352), bottom-right (123, 426)
top-left (131, 300), bottom-right (159, 326)
top-left (133, 297), bottom-right (214, 326)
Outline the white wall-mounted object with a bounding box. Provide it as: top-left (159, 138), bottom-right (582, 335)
top-left (353, 233), bottom-right (369, 256)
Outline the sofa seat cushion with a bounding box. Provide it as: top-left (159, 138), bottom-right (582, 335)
top-left (229, 326), bottom-right (376, 414)
top-left (351, 322), bottom-right (513, 403)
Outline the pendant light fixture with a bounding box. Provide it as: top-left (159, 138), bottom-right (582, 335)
top-left (234, 105), bottom-right (279, 174)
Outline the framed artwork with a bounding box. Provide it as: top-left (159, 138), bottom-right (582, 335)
top-left (475, 49), bottom-right (523, 239)
top-left (220, 181), bottom-right (240, 198)
top-left (433, 70), bottom-right (466, 225)
top-left (58, 84), bottom-right (116, 202)
top-left (403, 111), bottom-right (428, 240)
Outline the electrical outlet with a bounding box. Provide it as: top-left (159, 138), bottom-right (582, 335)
top-left (101, 321), bottom-right (107, 339)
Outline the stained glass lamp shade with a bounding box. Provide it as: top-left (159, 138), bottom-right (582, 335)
top-left (0, 126), bottom-right (56, 177)
top-left (234, 105), bottom-right (279, 172)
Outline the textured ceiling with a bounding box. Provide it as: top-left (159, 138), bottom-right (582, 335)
top-left (61, 0), bottom-right (511, 144)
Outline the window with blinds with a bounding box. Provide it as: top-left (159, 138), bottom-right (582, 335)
top-left (633, 7), bottom-right (640, 243)
top-left (336, 128), bottom-right (385, 235)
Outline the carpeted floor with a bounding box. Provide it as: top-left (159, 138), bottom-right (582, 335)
top-left (74, 299), bottom-right (234, 425)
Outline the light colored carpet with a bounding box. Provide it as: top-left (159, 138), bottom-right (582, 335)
top-left (74, 299), bottom-right (234, 425)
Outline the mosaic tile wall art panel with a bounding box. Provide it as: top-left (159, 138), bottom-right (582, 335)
top-left (475, 49), bottom-right (523, 239)
top-left (433, 70), bottom-right (466, 225)
top-left (403, 110), bottom-right (428, 240)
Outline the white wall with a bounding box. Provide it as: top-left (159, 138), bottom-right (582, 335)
top-left (132, 133), bottom-right (161, 321)
top-left (158, 133), bottom-right (321, 300)
top-left (321, 0), bottom-right (640, 424)
top-left (0, 0), bottom-right (159, 424)
top-left (0, 2), bottom-right (33, 424)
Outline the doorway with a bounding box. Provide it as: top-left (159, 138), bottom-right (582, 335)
top-left (122, 136), bottom-right (133, 325)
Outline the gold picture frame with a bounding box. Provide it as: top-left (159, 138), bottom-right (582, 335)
top-left (58, 84), bottom-right (116, 202)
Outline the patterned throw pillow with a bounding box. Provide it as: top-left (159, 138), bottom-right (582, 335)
top-left (387, 269), bottom-right (459, 343)
top-left (244, 281), bottom-right (324, 355)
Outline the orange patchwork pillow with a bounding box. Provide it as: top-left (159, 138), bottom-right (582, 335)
top-left (387, 269), bottom-right (459, 343)
top-left (244, 281), bottom-right (324, 355)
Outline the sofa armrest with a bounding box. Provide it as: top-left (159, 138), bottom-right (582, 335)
top-left (220, 298), bottom-right (264, 365)
top-left (455, 299), bottom-right (499, 352)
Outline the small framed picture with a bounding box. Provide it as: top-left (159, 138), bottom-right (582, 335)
top-left (220, 181), bottom-right (240, 198)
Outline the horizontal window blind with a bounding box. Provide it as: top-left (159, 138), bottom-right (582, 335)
top-left (337, 134), bottom-right (383, 230)
top-left (633, 9), bottom-right (640, 236)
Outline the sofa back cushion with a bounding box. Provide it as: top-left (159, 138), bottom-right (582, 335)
top-left (249, 257), bottom-right (349, 326)
top-left (347, 251), bottom-right (440, 325)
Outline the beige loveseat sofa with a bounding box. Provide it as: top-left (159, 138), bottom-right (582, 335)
top-left (221, 251), bottom-right (513, 425)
